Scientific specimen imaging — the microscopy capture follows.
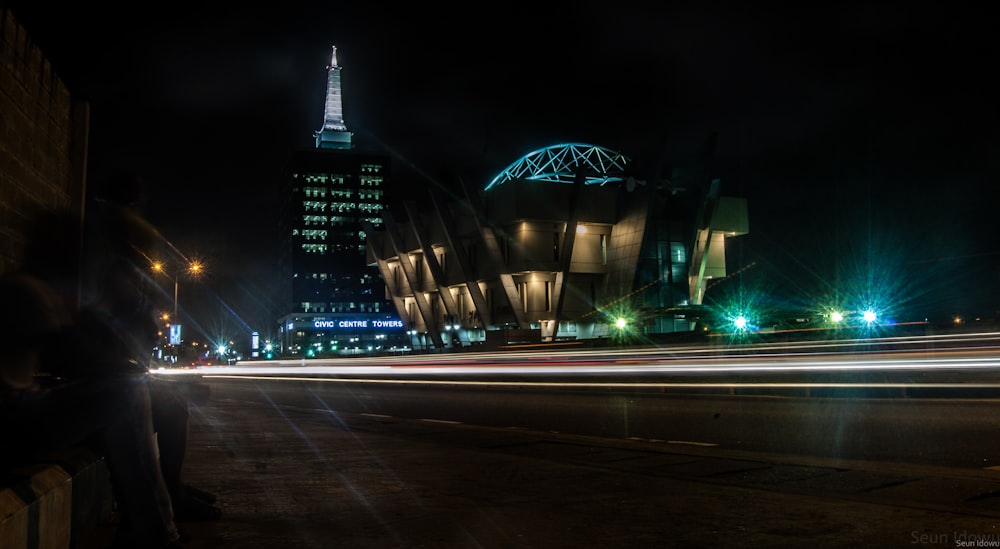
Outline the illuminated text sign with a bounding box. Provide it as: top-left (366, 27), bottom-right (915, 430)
top-left (311, 319), bottom-right (404, 330)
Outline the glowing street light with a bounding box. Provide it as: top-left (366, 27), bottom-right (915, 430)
top-left (152, 260), bottom-right (204, 321)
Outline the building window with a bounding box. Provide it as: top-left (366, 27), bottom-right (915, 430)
top-left (672, 242), bottom-right (686, 262)
top-left (301, 243), bottom-right (328, 254)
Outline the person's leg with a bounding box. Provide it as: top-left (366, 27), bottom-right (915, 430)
top-left (148, 376), bottom-right (221, 521)
top-left (149, 377), bottom-right (189, 497)
top-left (99, 374), bottom-right (180, 548)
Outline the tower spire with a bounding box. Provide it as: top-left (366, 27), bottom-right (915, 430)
top-left (315, 45), bottom-right (352, 149)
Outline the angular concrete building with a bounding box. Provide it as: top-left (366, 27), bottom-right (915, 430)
top-left (364, 140), bottom-right (748, 350)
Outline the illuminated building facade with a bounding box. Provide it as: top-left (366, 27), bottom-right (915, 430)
top-left (364, 140), bottom-right (748, 350)
top-left (276, 46), bottom-right (405, 357)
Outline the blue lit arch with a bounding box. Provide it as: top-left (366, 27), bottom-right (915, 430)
top-left (484, 143), bottom-right (631, 190)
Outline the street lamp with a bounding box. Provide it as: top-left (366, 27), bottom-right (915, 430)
top-left (151, 260), bottom-right (203, 321)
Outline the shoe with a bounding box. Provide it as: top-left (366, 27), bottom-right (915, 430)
top-left (110, 532), bottom-right (183, 549)
top-left (173, 494), bottom-right (222, 522)
top-left (183, 483), bottom-right (217, 503)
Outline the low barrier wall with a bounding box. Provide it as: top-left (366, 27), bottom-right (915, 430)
top-left (0, 447), bottom-right (113, 549)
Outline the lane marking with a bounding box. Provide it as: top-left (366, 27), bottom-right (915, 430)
top-left (418, 418), bottom-right (462, 425)
top-left (667, 440), bottom-right (719, 447)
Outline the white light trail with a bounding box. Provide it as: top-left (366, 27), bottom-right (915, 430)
top-left (151, 332), bottom-right (1000, 384)
top-left (170, 374), bottom-right (1000, 393)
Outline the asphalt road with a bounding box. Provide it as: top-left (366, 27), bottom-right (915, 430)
top-left (188, 344), bottom-right (1000, 470)
top-left (163, 378), bottom-right (1000, 548)
top-left (84, 334), bottom-right (1000, 548)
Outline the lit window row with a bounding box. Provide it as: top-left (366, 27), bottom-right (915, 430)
top-left (302, 215), bottom-right (328, 226)
top-left (305, 175), bottom-right (347, 185)
top-left (301, 243), bottom-right (328, 254)
top-left (302, 229), bottom-right (328, 240)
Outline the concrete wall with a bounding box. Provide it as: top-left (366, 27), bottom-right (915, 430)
top-left (0, 9), bottom-right (108, 549)
top-left (0, 448), bottom-right (113, 549)
top-left (0, 7), bottom-right (88, 275)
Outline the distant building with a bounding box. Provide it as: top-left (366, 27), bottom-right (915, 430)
top-left (364, 140), bottom-right (748, 350)
top-left (276, 47), bottom-right (405, 357)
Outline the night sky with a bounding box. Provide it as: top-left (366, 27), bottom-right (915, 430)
top-left (8, 3), bottom-right (999, 341)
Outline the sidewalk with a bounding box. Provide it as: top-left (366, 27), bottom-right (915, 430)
top-left (92, 381), bottom-right (1000, 548)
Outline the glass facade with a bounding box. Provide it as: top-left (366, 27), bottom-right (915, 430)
top-left (273, 46), bottom-right (406, 357)
top-left (277, 150), bottom-right (406, 355)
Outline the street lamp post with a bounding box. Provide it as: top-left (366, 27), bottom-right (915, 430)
top-left (152, 259), bottom-right (203, 364)
top-left (152, 259), bottom-right (203, 325)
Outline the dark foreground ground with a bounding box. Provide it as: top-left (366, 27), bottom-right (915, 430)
top-left (86, 378), bottom-right (1000, 548)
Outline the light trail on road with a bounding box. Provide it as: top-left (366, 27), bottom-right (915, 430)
top-left (182, 375), bottom-right (1000, 393)
top-left (159, 354), bottom-right (1000, 376)
top-left (153, 332), bottom-right (1000, 393)
top-left (162, 330), bottom-right (1000, 375)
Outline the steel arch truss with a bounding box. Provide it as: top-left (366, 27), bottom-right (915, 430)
top-left (485, 143), bottom-right (630, 190)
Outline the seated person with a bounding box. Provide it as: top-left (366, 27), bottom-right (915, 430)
top-left (0, 208), bottom-right (182, 548)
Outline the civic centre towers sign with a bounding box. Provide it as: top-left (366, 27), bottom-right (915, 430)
top-left (310, 319), bottom-right (405, 330)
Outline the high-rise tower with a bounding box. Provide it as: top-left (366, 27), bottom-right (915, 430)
top-left (315, 46), bottom-right (352, 150)
top-left (276, 46), bottom-right (402, 357)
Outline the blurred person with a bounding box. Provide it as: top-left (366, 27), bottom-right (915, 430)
top-left (0, 208), bottom-right (181, 549)
top-left (79, 170), bottom-right (222, 522)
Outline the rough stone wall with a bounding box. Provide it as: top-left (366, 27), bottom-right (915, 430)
top-left (0, 7), bottom-right (87, 274)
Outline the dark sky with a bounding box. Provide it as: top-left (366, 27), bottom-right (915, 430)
top-left (8, 2), bottom-right (999, 339)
